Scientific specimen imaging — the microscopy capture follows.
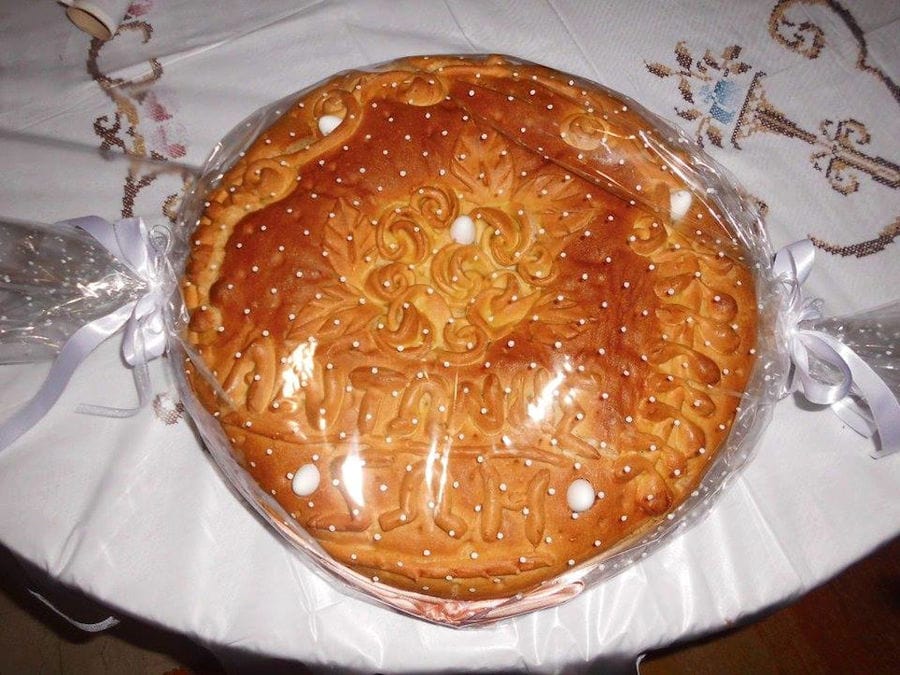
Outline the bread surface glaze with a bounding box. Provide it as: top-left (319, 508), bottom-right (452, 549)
top-left (182, 55), bottom-right (758, 600)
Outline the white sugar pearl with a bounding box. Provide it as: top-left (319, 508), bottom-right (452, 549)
top-left (450, 214), bottom-right (477, 245)
top-left (317, 114), bottom-right (343, 136)
top-left (567, 478), bottom-right (596, 512)
top-left (291, 464), bottom-right (320, 496)
top-left (670, 189), bottom-right (693, 222)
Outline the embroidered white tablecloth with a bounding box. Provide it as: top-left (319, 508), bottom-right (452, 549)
top-left (0, 0), bottom-right (898, 671)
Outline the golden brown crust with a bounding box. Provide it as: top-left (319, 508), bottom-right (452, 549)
top-left (182, 55), bottom-right (757, 600)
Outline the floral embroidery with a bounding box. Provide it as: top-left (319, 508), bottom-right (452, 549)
top-left (645, 43), bottom-right (753, 148)
top-left (645, 11), bottom-right (899, 258)
top-left (86, 0), bottom-right (189, 421)
top-left (699, 79), bottom-right (742, 125)
top-left (87, 3), bottom-right (189, 220)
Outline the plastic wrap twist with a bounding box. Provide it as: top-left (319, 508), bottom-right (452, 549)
top-left (775, 240), bottom-right (899, 457)
top-left (0, 216), bottom-right (170, 451)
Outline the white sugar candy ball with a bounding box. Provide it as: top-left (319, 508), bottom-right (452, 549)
top-left (292, 464), bottom-right (320, 496)
top-left (567, 478), bottom-right (596, 512)
top-left (670, 189), bottom-right (693, 222)
top-left (317, 114), bottom-right (343, 136)
top-left (450, 214), bottom-right (476, 244)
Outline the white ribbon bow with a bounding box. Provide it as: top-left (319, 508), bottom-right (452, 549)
top-left (0, 216), bottom-right (169, 451)
top-left (775, 240), bottom-right (900, 458)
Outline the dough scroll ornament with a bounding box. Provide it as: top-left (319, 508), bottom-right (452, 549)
top-left (612, 453), bottom-right (674, 516)
top-left (560, 112), bottom-right (611, 152)
top-left (625, 221), bottom-right (746, 495)
top-left (297, 126), bottom-right (592, 366)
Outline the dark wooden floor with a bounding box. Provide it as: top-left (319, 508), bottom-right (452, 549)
top-left (0, 536), bottom-right (897, 673)
top-left (644, 536), bottom-right (900, 674)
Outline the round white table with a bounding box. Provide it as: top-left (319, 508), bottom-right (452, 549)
top-left (1, 1), bottom-right (898, 671)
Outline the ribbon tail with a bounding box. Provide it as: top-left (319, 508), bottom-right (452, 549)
top-left (0, 305), bottom-right (133, 452)
top-left (75, 362), bottom-right (152, 418)
top-left (27, 589), bottom-right (120, 633)
top-left (830, 395), bottom-right (878, 438)
top-left (815, 332), bottom-right (900, 458)
top-left (849, 362), bottom-right (900, 459)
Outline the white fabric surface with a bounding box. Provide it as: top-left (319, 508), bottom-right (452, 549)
top-left (0, 0), bottom-right (898, 671)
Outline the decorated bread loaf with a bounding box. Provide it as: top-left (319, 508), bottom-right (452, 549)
top-left (182, 55), bottom-right (758, 600)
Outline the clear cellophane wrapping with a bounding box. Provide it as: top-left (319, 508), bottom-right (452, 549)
top-left (169, 54), bottom-right (786, 626)
top-left (4, 54), bottom-right (894, 627)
